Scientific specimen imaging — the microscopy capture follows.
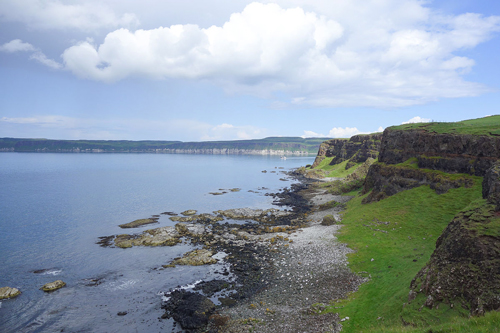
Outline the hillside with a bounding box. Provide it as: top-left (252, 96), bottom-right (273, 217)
top-left (307, 115), bottom-right (500, 332)
top-left (0, 137), bottom-right (328, 155)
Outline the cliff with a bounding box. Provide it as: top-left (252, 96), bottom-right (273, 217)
top-left (311, 133), bottom-right (382, 168)
top-left (408, 162), bottom-right (500, 316)
top-left (363, 116), bottom-right (500, 203)
top-left (0, 137), bottom-right (327, 155)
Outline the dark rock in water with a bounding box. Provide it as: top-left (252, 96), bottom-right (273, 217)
top-left (161, 211), bottom-right (178, 216)
top-left (117, 311), bottom-right (127, 316)
top-left (118, 218), bottom-right (158, 228)
top-left (193, 280), bottom-right (232, 297)
top-left (96, 235), bottom-right (115, 247)
top-left (162, 290), bottom-right (215, 330)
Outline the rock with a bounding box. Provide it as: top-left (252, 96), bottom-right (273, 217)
top-left (119, 218), bottom-right (158, 228)
top-left (114, 226), bottom-right (181, 248)
top-left (117, 311), bottom-right (127, 316)
top-left (40, 280), bottom-right (66, 292)
top-left (482, 161), bottom-right (500, 209)
top-left (321, 215), bottom-right (337, 226)
top-left (214, 207), bottom-right (291, 223)
top-left (362, 162), bottom-right (474, 204)
top-left (181, 210), bottom-right (197, 216)
top-left (162, 290), bottom-right (216, 330)
top-left (0, 287), bottom-right (21, 299)
top-left (409, 198), bottom-right (500, 315)
top-left (379, 128), bottom-right (500, 176)
top-left (172, 249), bottom-right (217, 266)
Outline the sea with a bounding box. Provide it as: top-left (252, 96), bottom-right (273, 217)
top-left (0, 152), bottom-right (314, 332)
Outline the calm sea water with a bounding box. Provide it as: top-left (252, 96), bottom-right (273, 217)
top-left (0, 153), bottom-right (313, 332)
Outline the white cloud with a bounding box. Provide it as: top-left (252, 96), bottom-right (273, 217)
top-left (0, 0), bottom-right (139, 31)
top-left (328, 127), bottom-right (364, 138)
top-left (402, 116), bottom-right (431, 124)
top-left (302, 125), bottom-right (383, 138)
top-left (30, 51), bottom-right (63, 69)
top-left (57, 1), bottom-right (500, 108)
top-left (301, 130), bottom-right (325, 138)
top-left (0, 39), bottom-right (35, 52)
top-left (0, 39), bottom-right (63, 69)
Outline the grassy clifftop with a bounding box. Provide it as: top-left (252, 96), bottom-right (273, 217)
top-left (389, 115), bottom-right (500, 136)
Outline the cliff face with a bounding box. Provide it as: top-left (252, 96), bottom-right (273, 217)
top-left (311, 134), bottom-right (382, 168)
top-left (379, 129), bottom-right (500, 176)
top-left (408, 162), bottom-right (500, 316)
top-left (363, 129), bottom-right (500, 203)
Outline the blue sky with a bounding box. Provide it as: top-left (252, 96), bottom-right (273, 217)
top-left (1, 0), bottom-right (499, 141)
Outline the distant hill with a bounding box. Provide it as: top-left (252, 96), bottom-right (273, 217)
top-left (0, 137), bottom-right (329, 155)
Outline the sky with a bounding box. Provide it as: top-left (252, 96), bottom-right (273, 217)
top-left (1, 0), bottom-right (500, 141)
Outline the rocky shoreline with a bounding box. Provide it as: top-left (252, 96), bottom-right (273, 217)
top-left (94, 171), bottom-right (364, 332)
top-left (156, 173), bottom-right (364, 332)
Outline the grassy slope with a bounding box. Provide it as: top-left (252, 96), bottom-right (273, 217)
top-left (390, 115), bottom-right (500, 136)
top-left (326, 175), bottom-right (485, 332)
top-left (313, 157), bottom-right (363, 178)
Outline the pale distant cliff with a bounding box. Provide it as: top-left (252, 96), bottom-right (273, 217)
top-left (0, 137), bottom-right (327, 155)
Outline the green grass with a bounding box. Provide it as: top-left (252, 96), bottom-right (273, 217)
top-left (389, 115), bottom-right (500, 136)
top-left (326, 176), bottom-right (483, 332)
top-left (312, 158), bottom-right (363, 178)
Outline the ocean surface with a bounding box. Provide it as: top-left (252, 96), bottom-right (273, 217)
top-left (0, 153), bottom-right (314, 332)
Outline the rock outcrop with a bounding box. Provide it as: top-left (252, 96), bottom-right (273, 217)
top-left (362, 162), bottom-right (474, 203)
top-left (41, 280), bottom-right (66, 292)
top-left (171, 249), bottom-right (218, 266)
top-left (407, 162), bottom-right (500, 316)
top-left (162, 290), bottom-right (216, 330)
top-left (379, 129), bottom-right (500, 176)
top-left (0, 287), bottom-right (21, 299)
top-left (311, 134), bottom-right (382, 168)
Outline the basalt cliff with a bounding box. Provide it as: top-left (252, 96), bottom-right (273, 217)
top-left (311, 133), bottom-right (382, 168)
top-left (311, 116), bottom-right (500, 319)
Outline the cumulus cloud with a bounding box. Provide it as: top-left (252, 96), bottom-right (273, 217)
top-left (0, 39), bottom-right (36, 52)
top-left (328, 127), bottom-right (364, 138)
top-left (402, 116), bottom-right (431, 124)
top-left (55, 1), bottom-right (500, 108)
top-left (0, 0), bottom-right (139, 31)
top-left (302, 126), bottom-right (384, 138)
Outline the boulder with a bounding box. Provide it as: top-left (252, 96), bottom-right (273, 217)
top-left (321, 215), bottom-right (337, 226)
top-left (172, 249), bottom-right (217, 266)
top-left (162, 290), bottom-right (215, 330)
top-left (41, 280), bottom-right (66, 292)
top-left (181, 210), bottom-right (197, 216)
top-left (0, 287), bottom-right (21, 299)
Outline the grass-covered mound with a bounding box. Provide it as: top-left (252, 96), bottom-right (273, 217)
top-left (390, 115), bottom-right (500, 136)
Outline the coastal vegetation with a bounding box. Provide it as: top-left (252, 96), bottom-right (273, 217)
top-left (305, 115), bottom-right (500, 332)
top-left (391, 115), bottom-right (500, 136)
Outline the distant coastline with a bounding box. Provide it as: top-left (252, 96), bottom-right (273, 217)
top-left (0, 137), bottom-right (328, 155)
